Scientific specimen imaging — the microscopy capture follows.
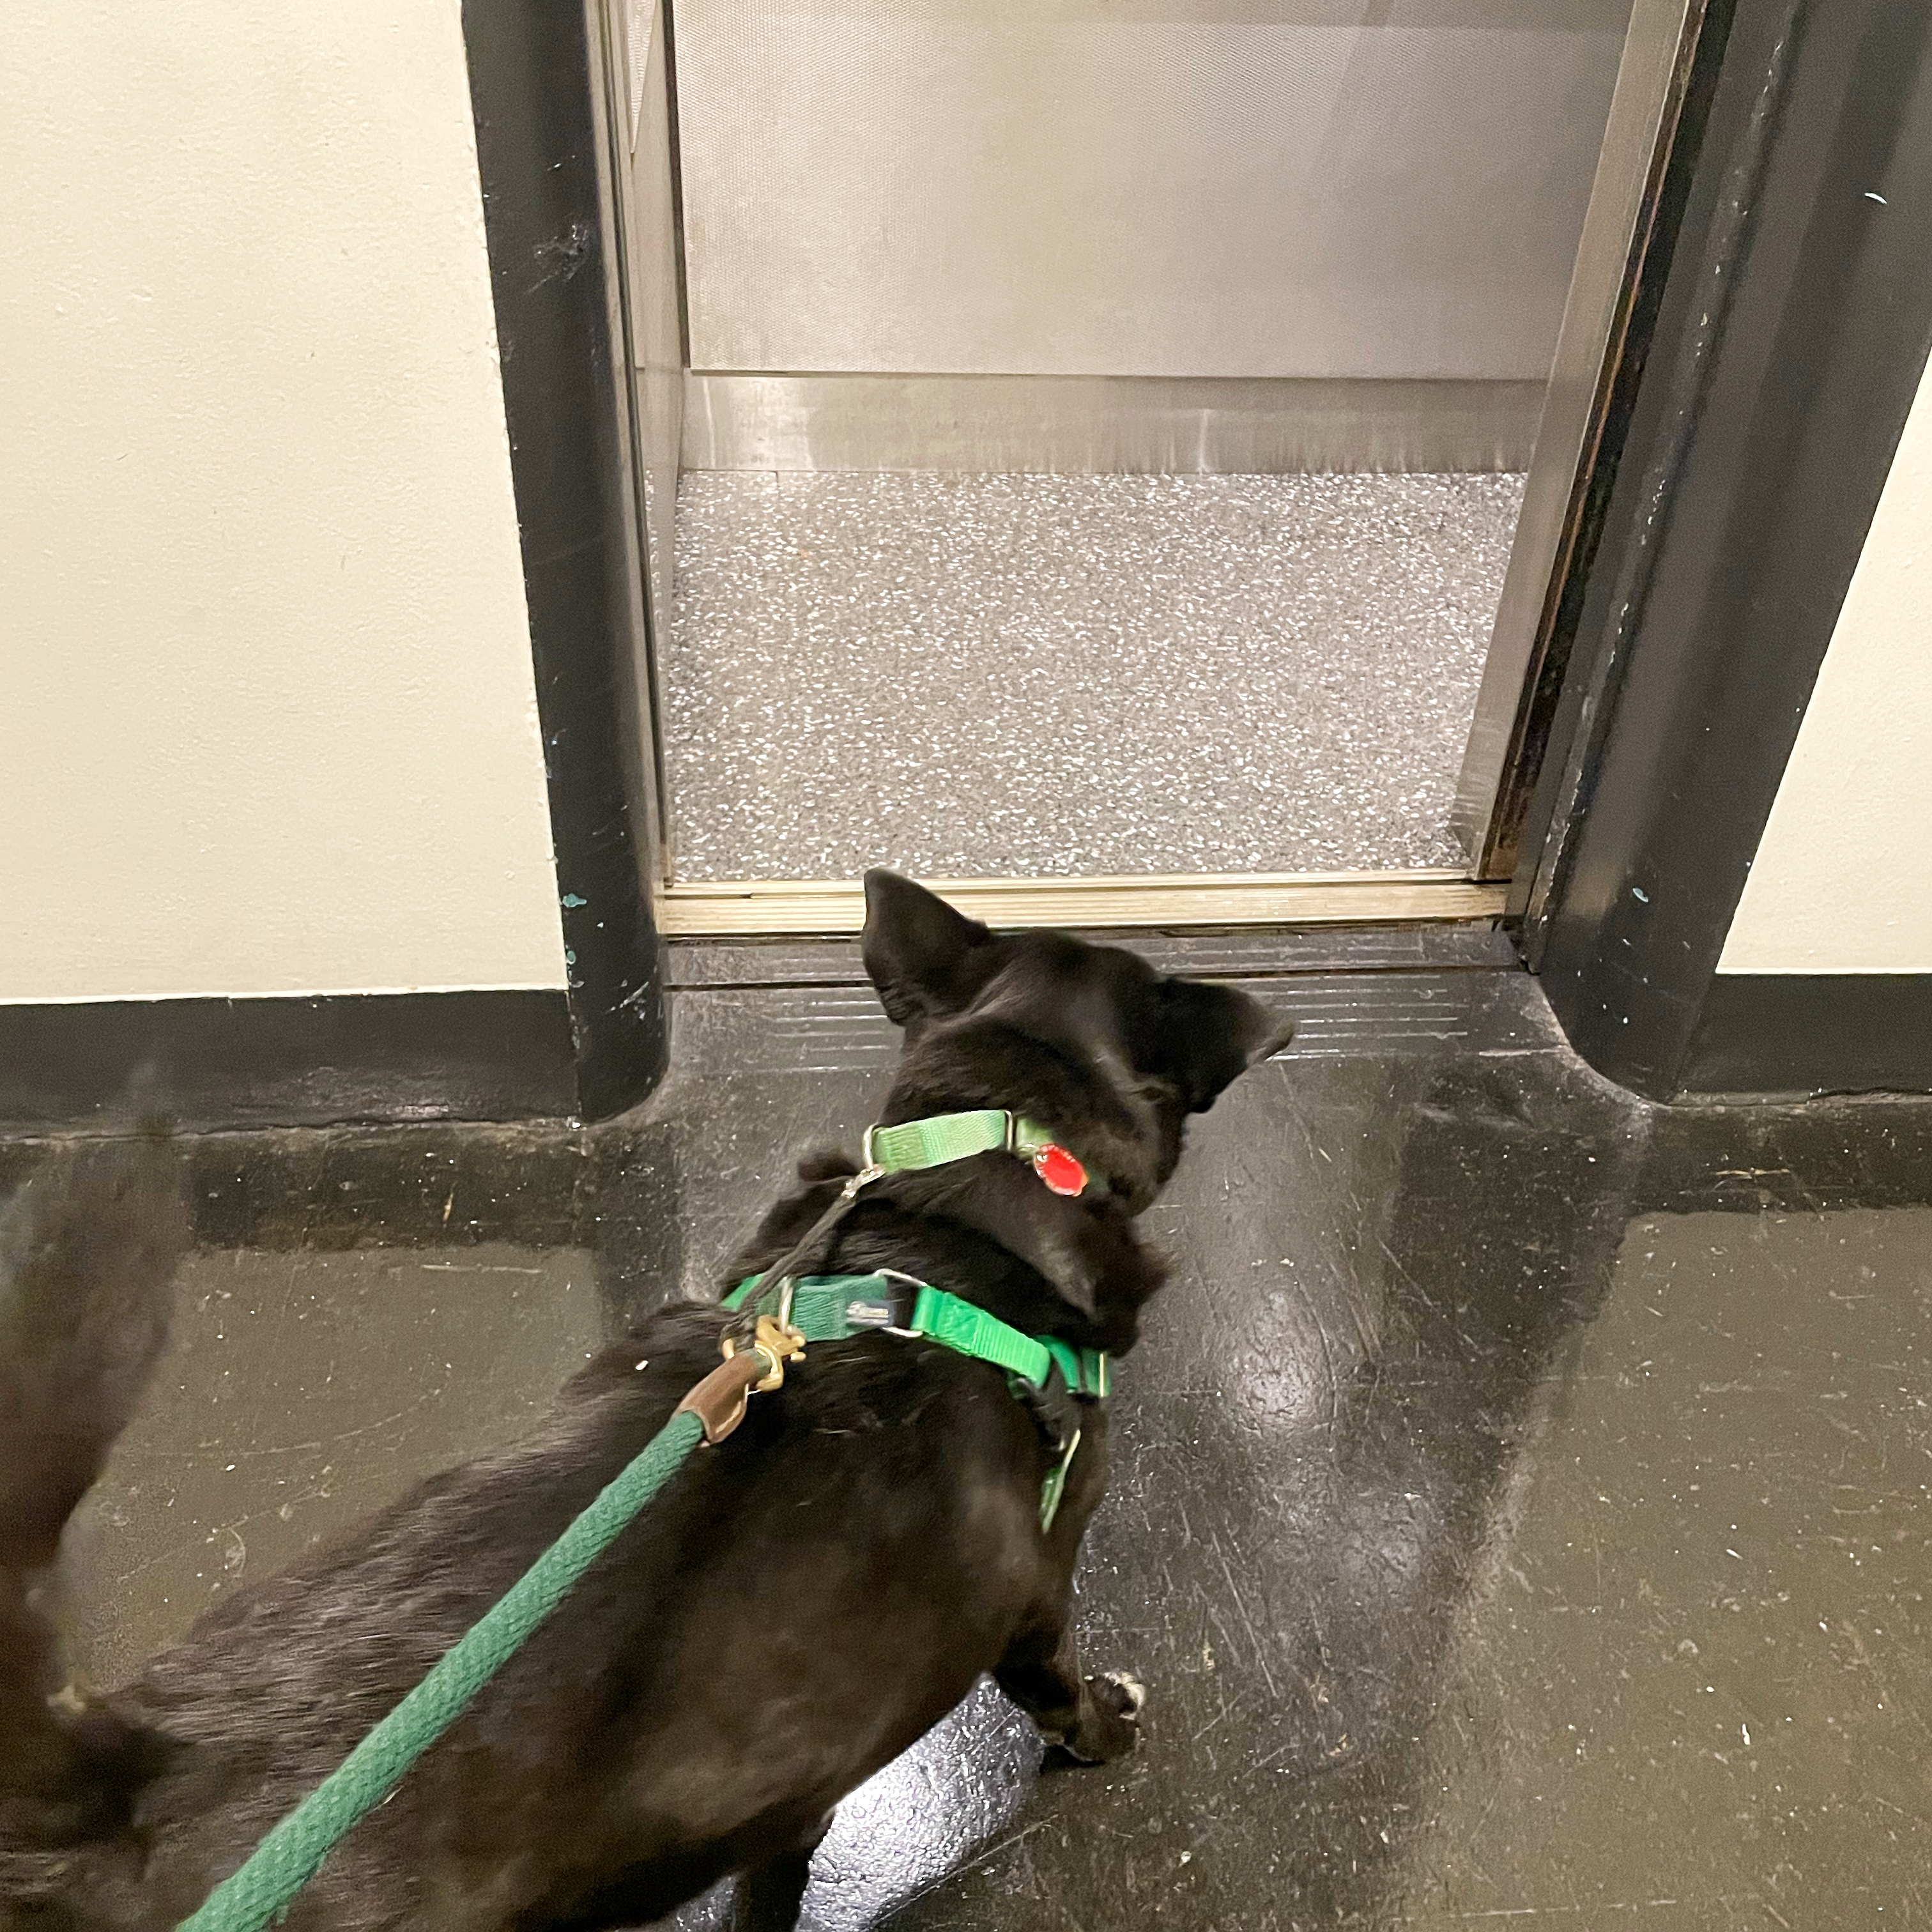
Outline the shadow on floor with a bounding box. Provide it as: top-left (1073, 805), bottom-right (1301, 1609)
top-left (7, 974), bottom-right (1929, 1929)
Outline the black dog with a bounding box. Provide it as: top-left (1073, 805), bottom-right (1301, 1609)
top-left (1, 872), bottom-right (1287, 1932)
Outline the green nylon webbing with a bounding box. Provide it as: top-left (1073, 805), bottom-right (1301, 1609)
top-left (1045, 1337), bottom-right (1110, 1402)
top-left (174, 1407), bottom-right (706, 1932)
top-left (864, 1110), bottom-right (1057, 1173)
top-left (721, 1273), bottom-right (886, 1340)
top-left (908, 1282), bottom-right (1054, 1384)
top-left (725, 1272), bottom-right (1106, 1535)
top-left (726, 1272), bottom-right (1107, 1400)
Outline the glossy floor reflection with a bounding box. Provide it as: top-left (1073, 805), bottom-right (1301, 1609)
top-left (8, 962), bottom-right (1930, 1929)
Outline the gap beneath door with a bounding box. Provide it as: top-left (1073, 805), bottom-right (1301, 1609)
top-left (654, 873), bottom-right (1508, 937)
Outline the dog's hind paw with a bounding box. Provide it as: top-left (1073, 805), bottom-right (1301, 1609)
top-left (1099, 1670), bottom-right (1146, 1716)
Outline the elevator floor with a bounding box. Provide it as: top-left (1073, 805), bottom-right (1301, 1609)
top-left (661, 471), bottom-right (1524, 881)
top-left (16, 949), bottom-right (1931, 1929)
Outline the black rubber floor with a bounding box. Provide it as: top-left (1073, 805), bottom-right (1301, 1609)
top-left (14, 952), bottom-right (1930, 1929)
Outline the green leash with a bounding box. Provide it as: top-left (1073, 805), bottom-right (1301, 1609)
top-left (173, 1407), bottom-right (706, 1932)
top-left (172, 1112), bottom-right (1105, 1932)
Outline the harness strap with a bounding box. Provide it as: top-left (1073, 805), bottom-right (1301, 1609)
top-left (723, 1271), bottom-right (1108, 1536)
top-left (722, 1271), bottom-right (1109, 1401)
top-left (726, 1110), bottom-right (1092, 1358)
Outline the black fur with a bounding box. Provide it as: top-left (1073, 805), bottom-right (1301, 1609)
top-left (0, 875), bottom-right (1287, 1932)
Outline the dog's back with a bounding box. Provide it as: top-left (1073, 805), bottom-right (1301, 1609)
top-left (1, 1132), bottom-right (189, 1919)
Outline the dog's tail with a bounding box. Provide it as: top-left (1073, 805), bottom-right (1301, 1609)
top-left (0, 1119), bottom-right (189, 1837)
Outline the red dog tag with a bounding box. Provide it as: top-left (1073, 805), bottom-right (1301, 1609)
top-left (1032, 1144), bottom-right (1087, 1196)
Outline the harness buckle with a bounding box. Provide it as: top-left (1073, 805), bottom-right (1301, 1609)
top-left (1039, 1425), bottom-right (1082, 1533)
top-left (862, 1266), bottom-right (928, 1338)
top-left (722, 1313), bottom-right (807, 1392)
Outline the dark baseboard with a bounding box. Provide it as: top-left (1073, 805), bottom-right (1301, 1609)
top-left (1680, 973), bottom-right (1932, 1096)
top-left (0, 991), bottom-right (578, 1134)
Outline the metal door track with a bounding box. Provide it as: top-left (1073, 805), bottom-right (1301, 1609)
top-left (654, 870), bottom-right (1506, 937)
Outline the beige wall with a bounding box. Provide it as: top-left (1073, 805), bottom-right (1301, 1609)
top-left (0, 2), bottom-right (567, 1002)
top-left (1719, 348), bottom-right (1932, 974)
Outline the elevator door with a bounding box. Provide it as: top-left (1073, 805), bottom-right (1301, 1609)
top-left (610, 0), bottom-right (1675, 933)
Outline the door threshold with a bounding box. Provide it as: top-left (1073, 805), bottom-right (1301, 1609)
top-left (654, 870), bottom-right (1506, 936)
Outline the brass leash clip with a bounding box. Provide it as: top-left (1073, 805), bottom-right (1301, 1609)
top-left (676, 1314), bottom-right (808, 1446)
top-left (682, 1153), bottom-right (884, 1448)
top-left (725, 1314), bottom-right (808, 1393)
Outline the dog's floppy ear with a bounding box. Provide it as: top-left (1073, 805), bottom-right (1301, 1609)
top-left (861, 870), bottom-right (1000, 1027)
top-left (1153, 978), bottom-right (1292, 1113)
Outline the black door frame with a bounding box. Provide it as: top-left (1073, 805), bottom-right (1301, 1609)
top-left (1511, 0), bottom-right (1932, 1100)
top-left (468, 0), bottom-right (1932, 1108)
top-left (464, 0), bottom-right (670, 1120)
top-left (464, 0), bottom-right (1932, 1114)
top-left (1460, 0), bottom-right (1721, 882)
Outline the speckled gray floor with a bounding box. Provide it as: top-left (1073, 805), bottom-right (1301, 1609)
top-left (661, 471), bottom-right (1523, 880)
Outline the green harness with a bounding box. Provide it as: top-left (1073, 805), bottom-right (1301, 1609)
top-left (173, 1108), bottom-right (1111, 1932)
top-left (721, 1269), bottom-right (1108, 1531)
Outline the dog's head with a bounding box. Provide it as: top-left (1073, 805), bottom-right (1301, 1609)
top-left (862, 870), bottom-right (1291, 1215)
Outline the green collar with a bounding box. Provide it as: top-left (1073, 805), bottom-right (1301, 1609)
top-left (863, 1108), bottom-right (1092, 1197)
top-left (723, 1269), bottom-right (1109, 1529)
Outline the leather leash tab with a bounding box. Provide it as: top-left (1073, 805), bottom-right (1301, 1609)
top-left (676, 1316), bottom-right (808, 1446)
top-left (674, 1352), bottom-right (768, 1445)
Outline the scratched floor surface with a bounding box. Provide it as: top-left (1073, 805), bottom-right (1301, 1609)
top-left (10, 947), bottom-right (1932, 1929)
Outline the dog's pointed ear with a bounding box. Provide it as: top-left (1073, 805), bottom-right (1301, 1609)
top-left (861, 870), bottom-right (1000, 1027)
top-left (1154, 979), bottom-right (1292, 1113)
